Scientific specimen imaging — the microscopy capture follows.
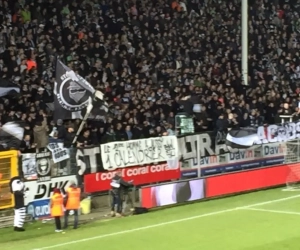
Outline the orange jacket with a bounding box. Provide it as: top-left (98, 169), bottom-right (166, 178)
top-left (27, 60), bottom-right (37, 70)
top-left (171, 1), bottom-right (182, 12)
top-left (66, 187), bottom-right (81, 210)
top-left (78, 32), bottom-right (84, 39)
top-left (50, 193), bottom-right (64, 217)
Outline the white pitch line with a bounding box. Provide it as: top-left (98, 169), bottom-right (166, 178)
top-left (32, 194), bottom-right (300, 250)
top-left (243, 207), bottom-right (300, 216)
top-left (239, 193), bottom-right (300, 209)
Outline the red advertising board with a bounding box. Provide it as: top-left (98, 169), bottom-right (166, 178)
top-left (206, 164), bottom-right (292, 198)
top-left (84, 163), bottom-right (180, 193)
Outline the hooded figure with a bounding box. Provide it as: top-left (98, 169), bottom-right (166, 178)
top-left (9, 176), bottom-right (28, 231)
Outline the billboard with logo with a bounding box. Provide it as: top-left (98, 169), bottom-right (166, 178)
top-left (200, 155), bottom-right (227, 166)
top-left (27, 199), bottom-right (51, 219)
top-left (25, 175), bottom-right (77, 206)
top-left (200, 156), bottom-right (218, 165)
top-left (228, 149), bottom-right (255, 161)
top-left (25, 175), bottom-right (77, 219)
top-left (262, 143), bottom-right (286, 157)
top-left (84, 163), bottom-right (180, 193)
top-left (36, 151), bottom-right (52, 182)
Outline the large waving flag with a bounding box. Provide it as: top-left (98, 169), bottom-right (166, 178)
top-left (54, 59), bottom-right (108, 121)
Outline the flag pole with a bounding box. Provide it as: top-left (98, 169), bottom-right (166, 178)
top-left (71, 96), bottom-right (94, 145)
top-left (241, 0), bottom-right (248, 85)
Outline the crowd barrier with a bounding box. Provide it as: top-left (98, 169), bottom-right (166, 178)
top-left (0, 150), bottom-right (19, 210)
top-left (178, 134), bottom-right (286, 178)
top-left (0, 127), bottom-right (291, 216)
top-left (140, 163), bottom-right (293, 209)
top-left (19, 133), bottom-right (287, 195)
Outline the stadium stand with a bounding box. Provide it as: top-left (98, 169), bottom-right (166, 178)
top-left (0, 0), bottom-right (299, 149)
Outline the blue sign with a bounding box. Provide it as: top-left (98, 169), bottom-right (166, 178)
top-left (180, 156), bottom-right (284, 178)
top-left (181, 169), bottom-right (198, 178)
top-left (27, 199), bottom-right (51, 219)
top-left (200, 156), bottom-right (284, 176)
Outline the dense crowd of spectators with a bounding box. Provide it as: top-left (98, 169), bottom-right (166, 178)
top-left (0, 0), bottom-right (300, 151)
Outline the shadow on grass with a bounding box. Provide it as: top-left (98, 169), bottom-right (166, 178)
top-left (0, 222), bottom-right (54, 243)
top-left (0, 216), bottom-right (118, 244)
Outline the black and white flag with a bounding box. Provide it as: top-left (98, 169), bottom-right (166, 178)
top-left (88, 90), bottom-right (109, 120)
top-left (0, 78), bottom-right (20, 97)
top-left (36, 151), bottom-right (52, 183)
top-left (226, 128), bottom-right (259, 151)
top-left (225, 122), bottom-right (300, 150)
top-left (0, 122), bottom-right (24, 151)
top-left (54, 60), bottom-right (108, 121)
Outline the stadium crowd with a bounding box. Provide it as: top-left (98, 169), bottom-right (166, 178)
top-left (0, 0), bottom-right (299, 151)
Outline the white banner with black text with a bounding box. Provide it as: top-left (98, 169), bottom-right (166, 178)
top-left (100, 136), bottom-right (178, 170)
top-left (47, 142), bottom-right (69, 163)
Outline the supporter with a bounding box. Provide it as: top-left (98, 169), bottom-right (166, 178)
top-left (166, 123), bottom-right (176, 135)
top-left (63, 125), bottom-right (76, 148)
top-left (33, 113), bottom-right (48, 149)
top-left (90, 126), bottom-right (100, 145)
top-left (19, 134), bottom-right (35, 153)
top-left (77, 129), bottom-right (93, 147)
top-left (115, 123), bottom-right (127, 141)
top-left (0, 0), bottom-right (299, 147)
top-left (56, 119), bottom-right (67, 141)
top-left (101, 127), bottom-right (116, 143)
top-left (124, 125), bottom-right (133, 140)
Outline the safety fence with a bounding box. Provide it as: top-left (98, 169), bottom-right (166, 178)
top-left (0, 123), bottom-right (296, 213)
top-left (19, 136), bottom-right (286, 192)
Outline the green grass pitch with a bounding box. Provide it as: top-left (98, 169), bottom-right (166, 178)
top-left (2, 188), bottom-right (300, 250)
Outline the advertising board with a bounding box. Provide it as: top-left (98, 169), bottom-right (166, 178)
top-left (141, 161), bottom-right (299, 210)
top-left (25, 175), bottom-right (77, 219)
top-left (27, 199), bottom-right (51, 219)
top-left (25, 175), bottom-right (77, 205)
top-left (262, 143), bottom-right (286, 157)
top-left (84, 163), bottom-right (180, 193)
top-left (181, 143), bottom-right (286, 179)
top-left (140, 179), bottom-right (205, 209)
top-left (228, 149), bottom-right (255, 161)
top-left (205, 164), bottom-right (291, 198)
top-left (181, 156), bottom-right (284, 179)
top-left (200, 155), bottom-right (224, 166)
top-left (201, 156), bottom-right (284, 176)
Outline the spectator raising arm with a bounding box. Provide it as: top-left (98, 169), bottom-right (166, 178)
top-left (33, 114), bottom-right (49, 149)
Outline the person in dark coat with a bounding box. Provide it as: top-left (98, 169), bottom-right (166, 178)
top-left (110, 171), bottom-right (133, 217)
top-left (56, 119), bottom-right (67, 140)
top-left (63, 125), bottom-right (76, 148)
